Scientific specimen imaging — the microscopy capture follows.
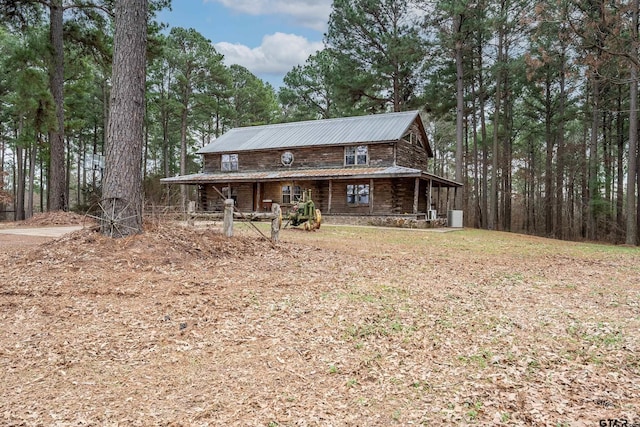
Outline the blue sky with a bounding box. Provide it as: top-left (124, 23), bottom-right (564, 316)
top-left (157, 0), bottom-right (333, 88)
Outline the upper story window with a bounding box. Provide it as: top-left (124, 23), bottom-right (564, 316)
top-left (345, 145), bottom-right (368, 166)
top-left (221, 153), bottom-right (238, 171)
top-left (404, 132), bottom-right (425, 148)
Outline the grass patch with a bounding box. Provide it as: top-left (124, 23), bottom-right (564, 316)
top-left (344, 315), bottom-right (414, 340)
top-left (458, 350), bottom-right (493, 369)
top-left (568, 322), bottom-right (624, 348)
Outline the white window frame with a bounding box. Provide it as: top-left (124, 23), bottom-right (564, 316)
top-left (282, 184), bottom-right (302, 204)
top-left (221, 153), bottom-right (238, 171)
top-left (345, 145), bottom-right (368, 166)
top-left (347, 184), bottom-right (370, 206)
top-left (282, 185), bottom-right (291, 204)
top-left (403, 132), bottom-right (424, 148)
top-left (292, 185), bottom-right (302, 202)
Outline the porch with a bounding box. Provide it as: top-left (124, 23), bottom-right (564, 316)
top-left (161, 166), bottom-right (463, 223)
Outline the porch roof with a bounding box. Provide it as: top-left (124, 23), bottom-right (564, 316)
top-left (160, 166), bottom-right (462, 188)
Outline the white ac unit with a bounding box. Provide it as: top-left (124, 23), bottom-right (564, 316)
top-left (447, 210), bottom-right (463, 228)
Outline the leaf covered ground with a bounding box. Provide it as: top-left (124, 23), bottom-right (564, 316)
top-left (1, 215), bottom-right (639, 426)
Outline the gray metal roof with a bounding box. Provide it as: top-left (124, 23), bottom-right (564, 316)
top-left (160, 166), bottom-right (462, 187)
top-left (198, 110), bottom-right (423, 154)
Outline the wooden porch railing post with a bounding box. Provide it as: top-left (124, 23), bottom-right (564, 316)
top-left (413, 177), bottom-right (420, 214)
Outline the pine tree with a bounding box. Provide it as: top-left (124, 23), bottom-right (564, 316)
top-left (325, 0), bottom-right (425, 113)
top-left (101, 0), bottom-right (147, 237)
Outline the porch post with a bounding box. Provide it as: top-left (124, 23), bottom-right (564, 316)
top-left (328, 180), bottom-right (333, 214)
top-left (256, 182), bottom-right (261, 212)
top-left (369, 179), bottom-right (374, 214)
top-left (413, 177), bottom-right (420, 214)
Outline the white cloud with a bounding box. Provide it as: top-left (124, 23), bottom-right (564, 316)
top-left (215, 32), bottom-right (323, 75)
top-left (208, 0), bottom-right (332, 31)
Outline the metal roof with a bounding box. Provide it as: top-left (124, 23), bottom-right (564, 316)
top-left (198, 110), bottom-right (424, 154)
top-left (160, 166), bottom-right (462, 188)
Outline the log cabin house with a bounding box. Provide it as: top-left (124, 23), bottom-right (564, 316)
top-left (161, 110), bottom-right (462, 222)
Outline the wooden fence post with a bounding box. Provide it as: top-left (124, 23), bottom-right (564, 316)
top-left (223, 199), bottom-right (234, 237)
top-left (271, 203), bottom-right (282, 243)
top-left (187, 200), bottom-right (196, 226)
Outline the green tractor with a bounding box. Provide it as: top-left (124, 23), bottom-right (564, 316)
top-left (286, 189), bottom-right (322, 231)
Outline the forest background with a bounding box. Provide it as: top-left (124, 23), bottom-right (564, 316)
top-left (1, 0), bottom-right (639, 245)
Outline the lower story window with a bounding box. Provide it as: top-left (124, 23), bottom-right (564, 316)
top-left (221, 186), bottom-right (237, 204)
top-left (292, 185), bottom-right (302, 202)
top-left (282, 185), bottom-right (302, 204)
top-left (347, 184), bottom-right (369, 206)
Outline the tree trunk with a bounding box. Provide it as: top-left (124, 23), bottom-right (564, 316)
top-left (101, 0), bottom-right (148, 237)
top-left (568, 164), bottom-right (575, 238)
top-left (616, 87), bottom-right (625, 242)
top-left (78, 136), bottom-right (85, 207)
top-left (627, 66), bottom-right (638, 244)
top-left (0, 133), bottom-right (5, 218)
top-left (501, 70), bottom-right (513, 232)
top-left (603, 110), bottom-right (612, 237)
top-left (454, 13), bottom-right (464, 212)
top-left (48, 0), bottom-right (66, 211)
top-left (16, 150), bottom-right (25, 221)
top-left (161, 81), bottom-right (170, 177)
top-left (92, 120), bottom-right (100, 195)
top-left (544, 75), bottom-right (553, 236)
top-left (489, 10), bottom-right (504, 231)
top-left (144, 99), bottom-right (149, 184)
top-left (471, 75), bottom-right (481, 228)
top-left (528, 139), bottom-right (536, 233)
top-left (478, 37), bottom-right (489, 229)
top-left (65, 135), bottom-right (72, 208)
top-left (626, 0), bottom-right (638, 245)
top-left (555, 49), bottom-right (566, 240)
top-left (581, 101), bottom-right (589, 239)
top-left (180, 84), bottom-right (191, 210)
top-left (40, 153), bottom-right (45, 212)
top-left (393, 63), bottom-right (401, 112)
top-left (637, 142), bottom-right (640, 245)
top-left (26, 143), bottom-right (36, 219)
top-left (490, 95), bottom-right (500, 230)
top-left (588, 74), bottom-right (600, 240)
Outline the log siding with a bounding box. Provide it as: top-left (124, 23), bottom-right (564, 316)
top-left (203, 143), bottom-right (397, 173)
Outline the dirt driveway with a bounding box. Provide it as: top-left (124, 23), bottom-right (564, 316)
top-left (0, 226), bottom-right (82, 249)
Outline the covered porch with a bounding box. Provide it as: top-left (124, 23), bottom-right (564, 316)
top-left (160, 166), bottom-right (462, 221)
